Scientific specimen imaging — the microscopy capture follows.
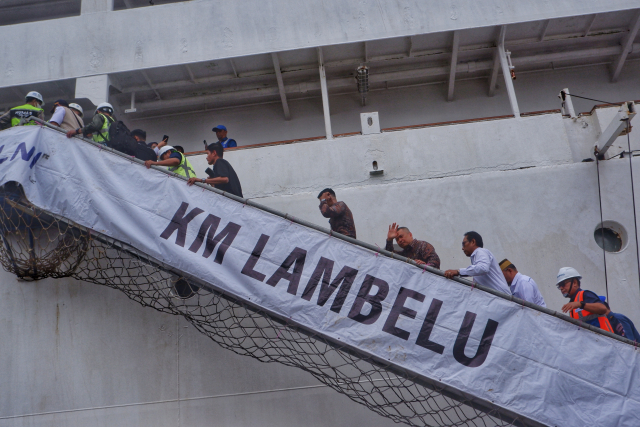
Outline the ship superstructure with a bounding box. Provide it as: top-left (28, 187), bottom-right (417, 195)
top-left (1, 1), bottom-right (640, 426)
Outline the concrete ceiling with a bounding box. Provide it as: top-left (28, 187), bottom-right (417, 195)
top-left (1, 8), bottom-right (639, 118)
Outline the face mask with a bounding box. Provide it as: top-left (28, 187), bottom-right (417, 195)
top-left (562, 292), bottom-right (571, 298)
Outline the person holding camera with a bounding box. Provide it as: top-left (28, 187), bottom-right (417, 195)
top-left (317, 188), bottom-right (356, 239)
top-left (187, 142), bottom-right (243, 198)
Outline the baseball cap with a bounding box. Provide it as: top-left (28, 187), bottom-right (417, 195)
top-left (212, 125), bottom-right (227, 132)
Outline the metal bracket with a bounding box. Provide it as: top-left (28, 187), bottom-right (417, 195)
top-left (124, 92), bottom-right (137, 114)
top-left (594, 101), bottom-right (636, 158)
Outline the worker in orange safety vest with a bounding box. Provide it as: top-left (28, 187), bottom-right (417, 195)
top-left (556, 267), bottom-right (614, 333)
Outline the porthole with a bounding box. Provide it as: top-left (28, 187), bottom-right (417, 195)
top-left (594, 221), bottom-right (627, 253)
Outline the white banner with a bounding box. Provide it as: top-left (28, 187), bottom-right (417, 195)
top-left (0, 126), bottom-right (639, 427)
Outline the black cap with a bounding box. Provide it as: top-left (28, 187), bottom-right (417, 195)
top-left (50, 99), bottom-right (69, 113)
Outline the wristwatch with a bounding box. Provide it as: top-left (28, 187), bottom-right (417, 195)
top-left (201, 178), bottom-right (206, 183)
top-left (580, 301), bottom-right (585, 309)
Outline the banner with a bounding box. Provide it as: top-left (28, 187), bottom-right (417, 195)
top-left (0, 126), bottom-right (638, 427)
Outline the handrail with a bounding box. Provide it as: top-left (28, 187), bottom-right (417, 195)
top-left (22, 117), bottom-right (640, 347)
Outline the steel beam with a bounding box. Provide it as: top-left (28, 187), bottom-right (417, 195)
top-left (488, 25), bottom-right (503, 97)
top-left (595, 101), bottom-right (637, 157)
top-left (611, 10), bottom-right (640, 82)
top-left (584, 14), bottom-right (598, 36)
top-left (447, 31), bottom-right (460, 102)
top-left (317, 47), bottom-right (333, 140)
top-left (141, 70), bottom-right (161, 100)
top-left (539, 19), bottom-right (551, 42)
top-left (271, 53), bottom-right (291, 120)
top-left (497, 26), bottom-right (520, 117)
top-left (487, 49), bottom-right (500, 97)
top-left (559, 88), bottom-right (576, 119)
top-left (185, 64), bottom-right (196, 84)
top-left (229, 59), bottom-right (239, 78)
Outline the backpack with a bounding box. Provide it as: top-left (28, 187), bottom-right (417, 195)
top-left (134, 142), bottom-right (157, 161)
top-left (100, 119), bottom-right (137, 156)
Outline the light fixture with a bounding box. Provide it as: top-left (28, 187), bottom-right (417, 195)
top-left (356, 65), bottom-right (369, 106)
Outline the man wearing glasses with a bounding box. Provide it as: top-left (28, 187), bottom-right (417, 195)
top-left (556, 267), bottom-right (614, 333)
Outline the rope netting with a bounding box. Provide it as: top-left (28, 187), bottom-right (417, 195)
top-left (0, 182), bottom-right (531, 427)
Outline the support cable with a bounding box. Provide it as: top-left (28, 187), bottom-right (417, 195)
top-left (596, 157), bottom-right (610, 302)
top-left (560, 92), bottom-right (621, 106)
top-left (625, 120), bottom-right (640, 295)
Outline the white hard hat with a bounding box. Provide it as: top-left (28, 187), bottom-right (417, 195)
top-left (158, 145), bottom-right (174, 158)
top-left (556, 267), bottom-right (582, 285)
top-left (68, 103), bottom-right (83, 116)
top-left (25, 91), bottom-right (44, 106)
top-left (96, 102), bottom-right (113, 114)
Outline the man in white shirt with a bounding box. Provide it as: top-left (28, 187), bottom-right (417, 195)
top-left (444, 231), bottom-right (510, 294)
top-left (499, 259), bottom-right (546, 307)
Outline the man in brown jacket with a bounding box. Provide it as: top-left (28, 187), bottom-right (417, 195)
top-left (49, 99), bottom-right (84, 131)
top-left (385, 223), bottom-right (440, 269)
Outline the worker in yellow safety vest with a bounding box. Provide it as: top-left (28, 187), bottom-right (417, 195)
top-left (0, 91), bottom-right (45, 130)
top-left (66, 102), bottom-right (115, 145)
top-left (144, 145), bottom-right (196, 178)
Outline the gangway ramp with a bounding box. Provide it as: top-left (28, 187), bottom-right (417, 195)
top-left (0, 123), bottom-right (638, 427)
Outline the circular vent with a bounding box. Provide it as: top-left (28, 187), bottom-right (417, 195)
top-left (594, 221), bottom-right (627, 253)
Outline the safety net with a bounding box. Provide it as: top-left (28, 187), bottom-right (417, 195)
top-left (0, 181), bottom-right (529, 427)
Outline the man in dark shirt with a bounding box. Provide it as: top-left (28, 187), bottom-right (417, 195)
top-left (317, 188), bottom-right (356, 239)
top-left (187, 142), bottom-right (243, 198)
top-left (385, 223), bottom-right (440, 269)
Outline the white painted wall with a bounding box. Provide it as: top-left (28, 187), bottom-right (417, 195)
top-left (190, 113), bottom-right (574, 198)
top-left (185, 111), bottom-right (640, 328)
top-left (249, 159), bottom-right (640, 328)
top-left (0, 271), bottom-right (399, 426)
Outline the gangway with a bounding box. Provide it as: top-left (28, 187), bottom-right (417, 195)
top-left (0, 122), bottom-right (638, 427)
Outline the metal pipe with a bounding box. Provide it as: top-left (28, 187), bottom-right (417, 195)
top-left (317, 47), bottom-right (333, 140)
top-left (271, 52), bottom-right (291, 120)
top-left (447, 31), bottom-right (460, 101)
top-left (497, 26), bottom-right (520, 118)
top-left (559, 88), bottom-right (576, 118)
